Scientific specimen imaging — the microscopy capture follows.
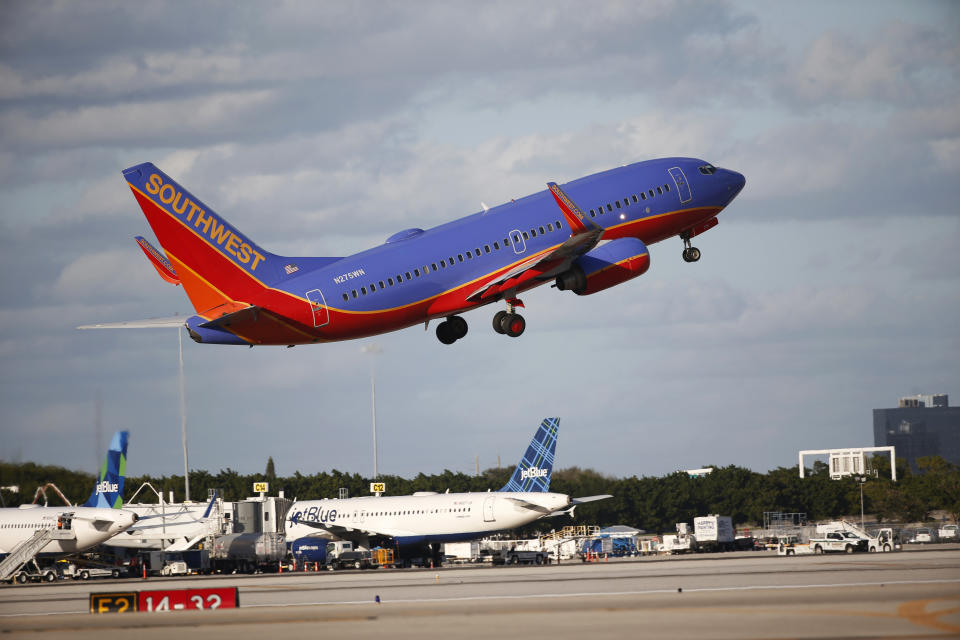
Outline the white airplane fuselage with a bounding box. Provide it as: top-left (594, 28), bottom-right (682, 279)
top-left (0, 505), bottom-right (138, 556)
top-left (286, 491), bottom-right (572, 546)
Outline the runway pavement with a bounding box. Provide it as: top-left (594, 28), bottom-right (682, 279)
top-left (2, 547), bottom-right (958, 639)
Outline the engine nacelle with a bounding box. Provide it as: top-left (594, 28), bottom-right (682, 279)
top-left (555, 237), bottom-right (650, 296)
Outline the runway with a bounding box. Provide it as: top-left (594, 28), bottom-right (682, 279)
top-left (2, 547), bottom-right (958, 639)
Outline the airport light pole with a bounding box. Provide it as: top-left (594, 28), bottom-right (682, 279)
top-left (857, 476), bottom-right (867, 530)
top-left (179, 328), bottom-right (190, 502)
top-left (361, 344), bottom-right (382, 479)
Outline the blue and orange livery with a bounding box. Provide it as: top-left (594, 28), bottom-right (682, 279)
top-left (83, 158), bottom-right (744, 345)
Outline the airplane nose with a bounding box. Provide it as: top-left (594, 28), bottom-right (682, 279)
top-left (720, 168), bottom-right (746, 204)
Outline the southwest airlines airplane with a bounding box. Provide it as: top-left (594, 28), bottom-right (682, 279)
top-left (80, 158), bottom-right (745, 344)
top-left (285, 417), bottom-right (609, 566)
top-left (0, 432), bottom-right (138, 581)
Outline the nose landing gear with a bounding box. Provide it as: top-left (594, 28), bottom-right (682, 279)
top-left (680, 231), bottom-right (701, 263)
top-left (492, 298), bottom-right (526, 338)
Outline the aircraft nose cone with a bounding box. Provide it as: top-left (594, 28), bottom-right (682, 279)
top-left (720, 169), bottom-right (746, 204)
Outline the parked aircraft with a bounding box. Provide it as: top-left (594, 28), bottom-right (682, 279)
top-left (0, 432), bottom-right (137, 580)
top-left (284, 417), bottom-right (609, 566)
top-left (79, 158), bottom-right (744, 344)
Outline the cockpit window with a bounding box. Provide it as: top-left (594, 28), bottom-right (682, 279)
top-left (698, 164), bottom-right (717, 175)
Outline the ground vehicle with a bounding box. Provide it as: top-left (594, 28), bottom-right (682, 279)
top-left (660, 523), bottom-right (697, 554)
top-left (211, 533), bottom-right (285, 573)
top-left (491, 548), bottom-right (548, 565)
top-left (60, 563), bottom-right (123, 580)
top-left (911, 528), bottom-right (934, 543)
top-left (777, 535), bottom-right (814, 556)
top-left (11, 562), bottom-right (57, 584)
top-left (937, 524), bottom-right (957, 541)
top-left (815, 521), bottom-right (899, 553)
top-left (324, 541), bottom-right (372, 570)
top-left (809, 531), bottom-right (867, 554)
top-left (694, 515), bottom-right (734, 552)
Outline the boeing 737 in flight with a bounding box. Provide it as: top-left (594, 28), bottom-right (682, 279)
top-left (284, 417), bottom-right (610, 566)
top-left (0, 432), bottom-right (138, 582)
top-left (79, 157), bottom-right (744, 345)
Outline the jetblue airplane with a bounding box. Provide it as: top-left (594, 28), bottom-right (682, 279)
top-left (79, 158), bottom-right (745, 344)
top-left (0, 432), bottom-right (138, 578)
top-left (284, 417), bottom-right (609, 566)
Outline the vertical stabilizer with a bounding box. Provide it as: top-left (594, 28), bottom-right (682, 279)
top-left (83, 431), bottom-right (129, 508)
top-left (500, 417), bottom-right (559, 493)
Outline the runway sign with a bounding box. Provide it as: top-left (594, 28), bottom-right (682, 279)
top-left (90, 587), bottom-right (239, 613)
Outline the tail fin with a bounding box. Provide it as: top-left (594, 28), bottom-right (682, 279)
top-left (83, 431), bottom-right (129, 508)
top-left (500, 417), bottom-right (559, 493)
top-left (122, 163), bottom-right (280, 315)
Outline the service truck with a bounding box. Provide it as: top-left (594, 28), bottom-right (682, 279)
top-left (938, 524), bottom-right (958, 541)
top-left (816, 521), bottom-right (899, 553)
top-left (659, 523), bottom-right (697, 554)
top-left (694, 515), bottom-right (735, 552)
top-left (808, 530), bottom-right (867, 554)
top-left (324, 540), bottom-right (372, 570)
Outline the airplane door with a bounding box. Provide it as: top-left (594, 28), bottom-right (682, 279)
top-left (509, 229), bottom-right (526, 255)
top-left (668, 167), bottom-right (692, 205)
top-left (483, 495), bottom-right (496, 522)
top-left (306, 289), bottom-right (330, 328)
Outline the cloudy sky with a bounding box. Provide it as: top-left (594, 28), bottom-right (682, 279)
top-left (1, 1), bottom-right (957, 493)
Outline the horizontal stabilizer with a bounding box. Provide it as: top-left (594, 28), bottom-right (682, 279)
top-left (571, 495), bottom-right (612, 505)
top-left (503, 497), bottom-right (553, 514)
top-left (77, 317), bottom-right (187, 329)
top-left (135, 236), bottom-right (180, 285)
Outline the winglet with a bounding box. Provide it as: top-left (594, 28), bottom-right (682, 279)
top-left (83, 431), bottom-right (129, 509)
top-left (135, 236), bottom-right (180, 285)
top-left (500, 417), bottom-right (559, 493)
top-left (547, 182), bottom-right (597, 234)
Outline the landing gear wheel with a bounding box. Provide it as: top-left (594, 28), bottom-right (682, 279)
top-left (492, 310), bottom-right (508, 334)
top-left (682, 247), bottom-right (701, 262)
top-left (449, 315), bottom-right (467, 339)
top-left (504, 313), bottom-right (525, 338)
top-left (436, 316), bottom-right (468, 344)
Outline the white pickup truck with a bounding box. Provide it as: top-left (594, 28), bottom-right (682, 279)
top-left (809, 531), bottom-right (868, 554)
top-left (938, 524), bottom-right (958, 541)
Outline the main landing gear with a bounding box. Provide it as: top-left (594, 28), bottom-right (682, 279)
top-left (492, 298), bottom-right (526, 338)
top-left (681, 231), bottom-right (701, 263)
top-left (436, 315), bottom-right (468, 345)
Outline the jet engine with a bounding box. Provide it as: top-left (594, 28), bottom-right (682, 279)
top-left (555, 237), bottom-right (650, 296)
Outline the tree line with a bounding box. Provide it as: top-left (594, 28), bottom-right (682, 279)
top-left (2, 455), bottom-right (956, 535)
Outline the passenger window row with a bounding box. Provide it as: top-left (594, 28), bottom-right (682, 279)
top-left (587, 183), bottom-right (672, 218)
top-left (341, 220), bottom-right (565, 302)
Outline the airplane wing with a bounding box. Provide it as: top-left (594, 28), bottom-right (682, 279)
top-left (77, 317), bottom-right (186, 329)
top-left (465, 182), bottom-right (603, 302)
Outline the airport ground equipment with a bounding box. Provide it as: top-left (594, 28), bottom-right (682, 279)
top-left (60, 563), bottom-right (124, 580)
top-left (809, 530), bottom-right (868, 554)
top-left (694, 515), bottom-right (735, 552)
top-left (0, 515), bottom-right (77, 582)
top-left (938, 524), bottom-right (957, 541)
top-left (660, 523), bottom-right (697, 554)
top-left (324, 541), bottom-right (372, 570)
top-left (815, 521), bottom-right (899, 552)
top-left (211, 533), bottom-right (285, 573)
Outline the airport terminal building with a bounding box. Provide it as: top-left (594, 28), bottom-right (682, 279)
top-left (873, 394), bottom-right (960, 471)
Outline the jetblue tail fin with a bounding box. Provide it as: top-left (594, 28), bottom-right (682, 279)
top-left (83, 431), bottom-right (129, 508)
top-left (122, 163), bottom-right (281, 315)
top-left (499, 417), bottom-right (559, 493)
